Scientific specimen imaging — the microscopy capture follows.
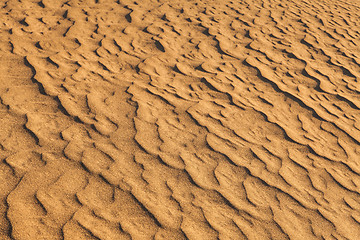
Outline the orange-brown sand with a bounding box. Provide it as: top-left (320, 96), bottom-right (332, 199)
top-left (1, 0), bottom-right (360, 239)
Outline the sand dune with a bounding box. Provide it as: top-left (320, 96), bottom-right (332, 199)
top-left (1, 0), bottom-right (360, 239)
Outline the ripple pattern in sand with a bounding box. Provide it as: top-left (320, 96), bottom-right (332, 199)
top-left (0, 0), bottom-right (360, 239)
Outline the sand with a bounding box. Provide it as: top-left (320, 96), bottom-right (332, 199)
top-left (0, 0), bottom-right (360, 239)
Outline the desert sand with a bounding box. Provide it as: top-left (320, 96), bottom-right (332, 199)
top-left (0, 0), bottom-right (360, 239)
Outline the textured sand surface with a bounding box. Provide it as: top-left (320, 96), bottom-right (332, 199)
top-left (1, 0), bottom-right (360, 239)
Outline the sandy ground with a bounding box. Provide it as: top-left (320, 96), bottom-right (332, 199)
top-left (0, 0), bottom-right (360, 239)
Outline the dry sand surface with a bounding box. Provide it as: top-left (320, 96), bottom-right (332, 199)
top-left (0, 0), bottom-right (360, 239)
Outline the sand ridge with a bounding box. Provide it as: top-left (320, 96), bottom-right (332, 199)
top-left (0, 0), bottom-right (360, 239)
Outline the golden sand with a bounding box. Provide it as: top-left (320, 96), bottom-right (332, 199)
top-left (0, 0), bottom-right (360, 239)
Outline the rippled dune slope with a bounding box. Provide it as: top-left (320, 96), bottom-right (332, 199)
top-left (0, 0), bottom-right (360, 239)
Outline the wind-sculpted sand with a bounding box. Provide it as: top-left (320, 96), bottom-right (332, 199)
top-left (0, 0), bottom-right (360, 239)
